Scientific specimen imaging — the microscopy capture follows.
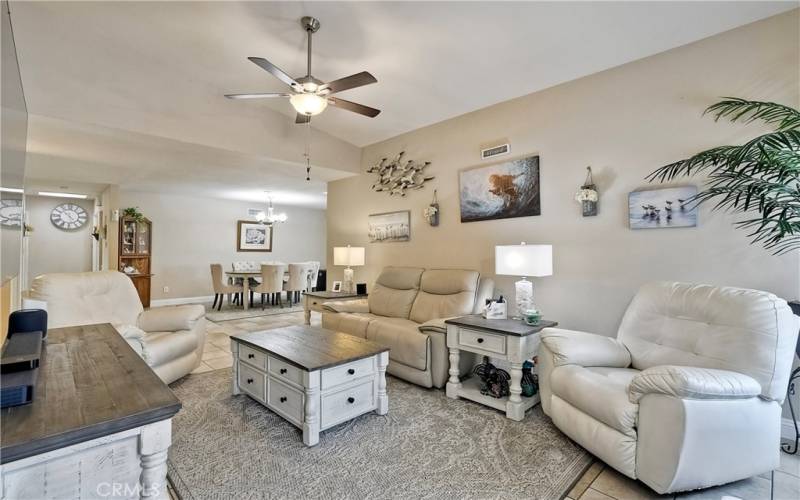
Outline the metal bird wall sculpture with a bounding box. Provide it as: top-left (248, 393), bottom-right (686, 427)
top-left (368, 152), bottom-right (434, 196)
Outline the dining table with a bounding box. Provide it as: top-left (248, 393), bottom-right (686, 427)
top-left (225, 270), bottom-right (291, 311)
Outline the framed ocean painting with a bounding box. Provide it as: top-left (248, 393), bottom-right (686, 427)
top-left (459, 155), bottom-right (540, 223)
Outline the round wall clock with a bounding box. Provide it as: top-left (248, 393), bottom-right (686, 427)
top-left (51, 203), bottom-right (88, 230)
top-left (0, 199), bottom-right (23, 227)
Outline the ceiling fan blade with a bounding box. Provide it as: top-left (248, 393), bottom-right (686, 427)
top-left (224, 93), bottom-right (290, 99)
top-left (328, 97), bottom-right (381, 118)
top-left (248, 57), bottom-right (299, 88)
top-left (296, 113), bottom-right (311, 124)
top-left (319, 71), bottom-right (377, 94)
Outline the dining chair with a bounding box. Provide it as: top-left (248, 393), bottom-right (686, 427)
top-left (284, 263), bottom-right (308, 306)
top-left (252, 264), bottom-right (285, 309)
top-left (210, 264), bottom-right (244, 311)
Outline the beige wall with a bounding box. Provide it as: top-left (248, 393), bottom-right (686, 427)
top-left (119, 191), bottom-right (326, 302)
top-left (328, 11), bottom-right (800, 338)
top-left (25, 195), bottom-right (94, 285)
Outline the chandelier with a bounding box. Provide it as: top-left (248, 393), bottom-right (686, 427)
top-left (256, 193), bottom-right (287, 225)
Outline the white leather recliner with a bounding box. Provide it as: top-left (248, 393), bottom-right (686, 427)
top-left (539, 281), bottom-right (799, 494)
top-left (28, 271), bottom-right (206, 384)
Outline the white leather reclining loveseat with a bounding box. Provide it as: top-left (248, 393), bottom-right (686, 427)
top-left (322, 266), bottom-right (493, 388)
top-left (538, 281), bottom-right (798, 494)
top-left (28, 271), bottom-right (206, 384)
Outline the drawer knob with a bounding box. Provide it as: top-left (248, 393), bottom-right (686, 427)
top-left (477, 338), bottom-right (484, 344)
top-left (347, 397), bottom-right (355, 404)
top-left (248, 353), bottom-right (255, 359)
top-left (246, 378), bottom-right (253, 384)
top-left (280, 368), bottom-right (287, 374)
top-left (280, 396), bottom-right (287, 403)
top-left (347, 368), bottom-right (355, 375)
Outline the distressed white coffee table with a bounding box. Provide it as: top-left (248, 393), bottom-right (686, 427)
top-left (231, 325), bottom-right (389, 446)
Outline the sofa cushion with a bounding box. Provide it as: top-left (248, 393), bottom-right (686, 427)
top-left (322, 312), bottom-right (380, 339)
top-left (366, 317), bottom-right (429, 371)
top-left (617, 281), bottom-right (799, 402)
top-left (29, 271), bottom-right (143, 328)
top-left (368, 267), bottom-right (424, 319)
top-left (409, 269), bottom-right (480, 324)
top-left (140, 331), bottom-right (199, 367)
top-left (550, 365), bottom-right (640, 436)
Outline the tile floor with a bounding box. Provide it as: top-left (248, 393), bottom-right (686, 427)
top-left (187, 310), bottom-right (800, 500)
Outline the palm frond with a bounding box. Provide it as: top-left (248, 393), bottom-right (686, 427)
top-left (647, 98), bottom-right (800, 254)
top-left (705, 97), bottom-right (800, 131)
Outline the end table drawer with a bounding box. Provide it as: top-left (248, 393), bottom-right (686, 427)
top-left (321, 379), bottom-right (374, 428)
top-left (321, 357), bottom-right (375, 390)
top-left (269, 356), bottom-right (303, 387)
top-left (239, 363), bottom-right (266, 403)
top-left (239, 344), bottom-right (267, 371)
top-left (458, 328), bottom-right (506, 355)
top-left (268, 378), bottom-right (304, 426)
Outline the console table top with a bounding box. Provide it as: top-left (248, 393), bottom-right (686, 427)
top-left (0, 323), bottom-right (181, 464)
top-left (232, 325), bottom-right (389, 372)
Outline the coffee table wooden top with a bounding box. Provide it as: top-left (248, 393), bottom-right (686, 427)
top-left (232, 325), bottom-right (389, 372)
top-left (1, 323), bottom-right (181, 464)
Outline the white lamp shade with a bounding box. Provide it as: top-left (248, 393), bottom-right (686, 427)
top-left (290, 93), bottom-right (328, 116)
top-left (333, 246), bottom-right (365, 267)
top-left (495, 244), bottom-right (552, 277)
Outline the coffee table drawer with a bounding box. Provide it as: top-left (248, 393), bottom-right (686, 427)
top-left (239, 363), bottom-right (266, 403)
top-left (239, 344), bottom-right (267, 371)
top-left (321, 357), bottom-right (374, 390)
top-left (321, 379), bottom-right (374, 428)
top-left (269, 356), bottom-right (303, 387)
top-left (458, 328), bottom-right (506, 355)
top-left (268, 378), bottom-right (304, 426)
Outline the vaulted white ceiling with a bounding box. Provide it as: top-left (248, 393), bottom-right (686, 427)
top-left (9, 1), bottom-right (795, 206)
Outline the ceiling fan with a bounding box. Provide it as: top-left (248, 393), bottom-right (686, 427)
top-left (225, 16), bottom-right (380, 124)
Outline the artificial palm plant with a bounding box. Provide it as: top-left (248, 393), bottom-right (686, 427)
top-left (648, 98), bottom-right (800, 254)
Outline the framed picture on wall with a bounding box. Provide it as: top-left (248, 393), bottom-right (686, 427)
top-left (237, 220), bottom-right (273, 252)
top-left (368, 210), bottom-right (410, 243)
top-left (628, 186), bottom-right (698, 229)
top-left (459, 154), bottom-right (541, 222)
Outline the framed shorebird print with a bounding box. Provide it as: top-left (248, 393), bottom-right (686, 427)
top-left (459, 155), bottom-right (541, 223)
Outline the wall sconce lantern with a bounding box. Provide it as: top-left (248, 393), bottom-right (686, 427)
top-left (574, 166), bottom-right (598, 217)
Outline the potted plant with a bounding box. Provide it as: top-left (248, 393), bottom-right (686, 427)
top-left (648, 98), bottom-right (800, 254)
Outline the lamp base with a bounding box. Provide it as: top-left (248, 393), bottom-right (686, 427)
top-left (514, 278), bottom-right (534, 319)
top-left (343, 268), bottom-right (355, 294)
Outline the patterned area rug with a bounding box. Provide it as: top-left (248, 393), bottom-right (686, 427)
top-left (168, 370), bottom-right (591, 499)
top-left (203, 303), bottom-right (304, 322)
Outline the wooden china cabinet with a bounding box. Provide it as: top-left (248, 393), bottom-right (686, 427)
top-left (118, 216), bottom-right (153, 307)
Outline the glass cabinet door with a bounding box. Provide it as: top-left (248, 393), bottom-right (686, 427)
top-left (136, 222), bottom-right (149, 255)
top-left (121, 220), bottom-right (136, 255)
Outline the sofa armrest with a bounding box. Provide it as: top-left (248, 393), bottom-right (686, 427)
top-left (628, 365), bottom-right (762, 403)
top-left (540, 328), bottom-right (631, 368)
top-left (418, 317), bottom-right (459, 334)
top-left (322, 299), bottom-right (370, 313)
top-left (138, 305), bottom-right (205, 332)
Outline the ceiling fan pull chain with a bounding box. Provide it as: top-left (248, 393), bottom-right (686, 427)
top-left (305, 121), bottom-right (312, 181)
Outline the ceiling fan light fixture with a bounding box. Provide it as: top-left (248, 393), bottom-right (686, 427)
top-left (290, 93), bottom-right (328, 116)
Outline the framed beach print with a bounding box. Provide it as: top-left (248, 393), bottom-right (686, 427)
top-left (368, 210), bottom-right (410, 243)
top-left (628, 186), bottom-right (698, 229)
top-left (237, 220), bottom-right (273, 252)
top-left (459, 155), bottom-right (540, 222)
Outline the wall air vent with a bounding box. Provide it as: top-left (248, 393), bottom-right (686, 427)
top-left (481, 143), bottom-right (510, 160)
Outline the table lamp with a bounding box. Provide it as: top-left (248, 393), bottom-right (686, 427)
top-left (495, 243), bottom-right (552, 317)
top-left (333, 245), bottom-right (365, 294)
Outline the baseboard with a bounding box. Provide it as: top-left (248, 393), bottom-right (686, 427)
top-left (782, 417), bottom-right (799, 440)
top-left (151, 295), bottom-right (213, 307)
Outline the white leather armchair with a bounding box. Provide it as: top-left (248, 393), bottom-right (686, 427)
top-left (28, 271), bottom-right (206, 384)
top-left (538, 282), bottom-right (799, 494)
